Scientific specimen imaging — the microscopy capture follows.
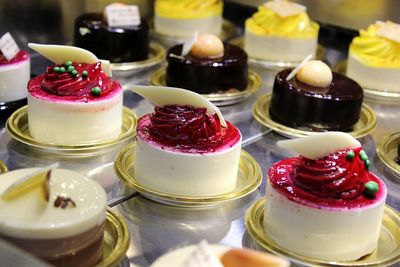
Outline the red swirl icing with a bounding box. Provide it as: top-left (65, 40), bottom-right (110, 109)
top-left (137, 105), bottom-right (241, 153)
top-left (28, 62), bottom-right (121, 102)
top-left (0, 50), bottom-right (29, 65)
top-left (269, 148), bottom-right (386, 209)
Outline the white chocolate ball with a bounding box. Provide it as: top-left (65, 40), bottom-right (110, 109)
top-left (296, 60), bottom-right (333, 87)
top-left (191, 34), bottom-right (224, 59)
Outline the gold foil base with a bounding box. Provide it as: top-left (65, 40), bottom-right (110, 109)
top-left (0, 160), bottom-right (8, 174)
top-left (114, 143), bottom-right (262, 208)
top-left (377, 131), bottom-right (400, 179)
top-left (252, 93), bottom-right (376, 139)
top-left (110, 41), bottom-right (165, 76)
top-left (230, 37), bottom-right (326, 71)
top-left (6, 106), bottom-right (137, 157)
top-left (333, 60), bottom-right (400, 102)
top-left (149, 68), bottom-right (262, 106)
top-left (98, 208), bottom-right (130, 267)
top-left (245, 198), bottom-right (400, 267)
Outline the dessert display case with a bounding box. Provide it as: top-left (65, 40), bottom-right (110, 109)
top-left (1, 0), bottom-right (400, 266)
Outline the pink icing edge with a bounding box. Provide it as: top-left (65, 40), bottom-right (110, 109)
top-left (137, 115), bottom-right (242, 154)
top-left (0, 50), bottom-right (30, 67)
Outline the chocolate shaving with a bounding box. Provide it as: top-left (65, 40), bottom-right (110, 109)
top-left (42, 170), bottom-right (51, 202)
top-left (53, 195), bottom-right (76, 209)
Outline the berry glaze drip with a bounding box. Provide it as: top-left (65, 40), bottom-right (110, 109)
top-left (0, 50), bottom-right (29, 65)
top-left (137, 105), bottom-right (241, 153)
top-left (269, 147), bottom-right (386, 209)
top-left (28, 62), bottom-right (121, 102)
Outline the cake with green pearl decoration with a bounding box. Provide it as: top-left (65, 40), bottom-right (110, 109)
top-left (264, 132), bottom-right (387, 261)
top-left (27, 44), bottom-right (122, 145)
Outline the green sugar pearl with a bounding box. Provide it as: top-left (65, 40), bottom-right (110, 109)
top-left (365, 159), bottom-right (371, 170)
top-left (67, 65), bottom-right (75, 72)
top-left (82, 70), bottom-right (88, 78)
top-left (71, 70), bottom-right (78, 77)
top-left (346, 150), bottom-right (355, 160)
top-left (65, 60), bottom-right (73, 67)
top-left (59, 67), bottom-right (66, 73)
top-left (363, 181), bottom-right (379, 199)
top-left (91, 86), bottom-right (102, 96)
top-left (53, 66), bottom-right (60, 73)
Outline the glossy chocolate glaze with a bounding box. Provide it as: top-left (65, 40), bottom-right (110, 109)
top-left (166, 43), bottom-right (248, 94)
top-left (74, 13), bottom-right (149, 63)
top-left (1, 223), bottom-right (104, 267)
top-left (269, 69), bottom-right (363, 131)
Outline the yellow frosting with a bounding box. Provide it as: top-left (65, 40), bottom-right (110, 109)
top-left (245, 5), bottom-right (319, 38)
top-left (155, 0), bottom-right (223, 19)
top-left (350, 21), bottom-right (400, 68)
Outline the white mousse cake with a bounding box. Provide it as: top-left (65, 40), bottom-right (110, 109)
top-left (132, 86), bottom-right (241, 196)
top-left (27, 44), bottom-right (122, 145)
top-left (0, 50), bottom-right (30, 103)
top-left (244, 0), bottom-right (319, 62)
top-left (0, 165), bottom-right (107, 267)
top-left (347, 21), bottom-right (400, 92)
top-left (151, 240), bottom-right (289, 267)
top-left (264, 132), bottom-right (387, 261)
top-left (154, 0), bottom-right (223, 38)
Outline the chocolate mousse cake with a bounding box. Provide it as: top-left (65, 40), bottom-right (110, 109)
top-left (269, 60), bottom-right (363, 131)
top-left (265, 132), bottom-right (387, 261)
top-left (0, 165), bottom-right (107, 267)
top-left (166, 34), bottom-right (248, 94)
top-left (132, 86), bottom-right (242, 196)
top-left (27, 44), bottom-right (123, 145)
top-left (74, 6), bottom-right (149, 63)
top-left (0, 49), bottom-right (30, 119)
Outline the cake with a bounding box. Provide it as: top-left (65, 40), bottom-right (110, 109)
top-left (74, 4), bottom-right (150, 63)
top-left (269, 60), bottom-right (363, 131)
top-left (347, 21), bottom-right (400, 92)
top-left (154, 0), bottom-right (223, 38)
top-left (0, 164), bottom-right (107, 266)
top-left (166, 34), bottom-right (248, 94)
top-left (151, 240), bottom-right (290, 267)
top-left (264, 132), bottom-right (387, 261)
top-left (132, 86), bottom-right (242, 196)
top-left (27, 43), bottom-right (123, 145)
top-left (0, 46), bottom-right (30, 118)
top-left (244, 0), bottom-right (319, 62)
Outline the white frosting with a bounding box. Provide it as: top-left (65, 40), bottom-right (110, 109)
top-left (27, 43), bottom-right (112, 77)
top-left (264, 180), bottom-right (386, 261)
top-left (376, 21), bottom-right (400, 43)
top-left (347, 53), bottom-right (400, 92)
top-left (0, 168), bottom-right (106, 239)
top-left (131, 85), bottom-right (226, 127)
top-left (27, 92), bottom-right (122, 145)
top-left (135, 134), bottom-right (241, 196)
top-left (264, 0), bottom-right (306, 17)
top-left (154, 15), bottom-right (222, 38)
top-left (277, 132), bottom-right (361, 159)
top-left (244, 30), bottom-right (317, 61)
top-left (296, 60), bottom-right (332, 87)
top-left (181, 240), bottom-right (224, 267)
top-left (151, 244), bottom-right (229, 267)
top-left (0, 56), bottom-right (30, 102)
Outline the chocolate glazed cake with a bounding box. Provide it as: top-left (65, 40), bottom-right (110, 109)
top-left (166, 43), bottom-right (248, 94)
top-left (74, 13), bottom-right (149, 63)
top-left (269, 69), bottom-right (363, 131)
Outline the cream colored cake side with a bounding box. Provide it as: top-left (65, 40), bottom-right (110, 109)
top-left (27, 92), bottom-right (123, 144)
top-left (134, 136), bottom-right (241, 196)
top-left (0, 58), bottom-right (30, 102)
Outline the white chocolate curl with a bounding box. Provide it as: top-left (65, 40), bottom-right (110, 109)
top-left (191, 34), bottom-right (224, 59)
top-left (296, 60), bottom-right (333, 87)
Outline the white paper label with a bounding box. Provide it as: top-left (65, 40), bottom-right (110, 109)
top-left (105, 5), bottom-right (140, 27)
top-left (264, 0), bottom-right (306, 17)
top-left (376, 21), bottom-right (400, 43)
top-left (0, 32), bottom-right (20, 61)
top-left (182, 31), bottom-right (199, 56)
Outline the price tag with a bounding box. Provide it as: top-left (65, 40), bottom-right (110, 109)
top-left (0, 32), bottom-right (20, 61)
top-left (105, 5), bottom-right (141, 27)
